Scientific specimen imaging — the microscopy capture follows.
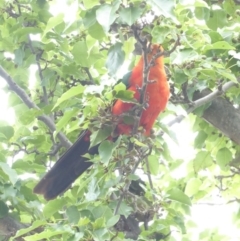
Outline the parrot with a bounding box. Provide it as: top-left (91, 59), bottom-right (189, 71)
top-left (33, 44), bottom-right (170, 200)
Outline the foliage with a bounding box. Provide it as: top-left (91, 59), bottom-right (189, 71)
top-left (0, 0), bottom-right (239, 240)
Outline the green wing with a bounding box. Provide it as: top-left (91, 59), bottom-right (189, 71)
top-left (117, 71), bottom-right (132, 89)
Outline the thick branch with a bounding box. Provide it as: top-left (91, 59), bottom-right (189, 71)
top-left (193, 86), bottom-right (240, 146)
top-left (0, 65), bottom-right (72, 149)
top-left (167, 79), bottom-right (239, 128)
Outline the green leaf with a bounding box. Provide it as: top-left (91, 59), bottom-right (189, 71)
top-left (96, 3), bottom-right (119, 32)
top-left (206, 9), bottom-right (227, 30)
top-left (106, 215), bottom-right (120, 228)
top-left (151, 26), bottom-right (171, 43)
top-left (67, 233), bottom-right (84, 241)
top-left (93, 217), bottom-right (105, 229)
top-left (194, 131), bottom-right (207, 149)
top-left (223, 0), bottom-right (236, 16)
top-left (114, 82), bottom-right (127, 92)
top-left (217, 69), bottom-right (237, 82)
top-left (172, 49), bottom-right (198, 65)
top-left (0, 201), bottom-right (8, 218)
top-left (106, 43), bottom-right (125, 75)
top-left (174, 216), bottom-right (186, 234)
top-left (113, 201), bottom-right (133, 218)
top-left (167, 188), bottom-right (191, 206)
top-left (208, 31), bottom-right (223, 43)
top-left (14, 48), bottom-right (25, 66)
top-left (99, 140), bottom-right (114, 165)
top-left (149, 0), bottom-right (177, 23)
top-left (90, 126), bottom-right (112, 148)
top-left (92, 205), bottom-right (113, 220)
top-left (52, 85), bottom-right (85, 110)
top-left (85, 177), bottom-right (101, 201)
top-left (23, 229), bottom-right (70, 241)
top-left (14, 220), bottom-right (47, 238)
top-left (88, 22), bottom-right (105, 40)
top-left (147, 155), bottom-right (159, 176)
top-left (92, 228), bottom-right (108, 240)
top-left (115, 90), bottom-right (135, 102)
top-left (119, 5), bottom-right (144, 26)
top-left (19, 109), bottom-right (41, 125)
top-left (193, 150), bottom-right (213, 172)
top-left (83, 0), bottom-right (99, 9)
top-left (185, 178), bottom-right (202, 197)
top-left (174, 69), bottom-right (188, 85)
top-left (43, 199), bottom-right (65, 218)
top-left (132, 138), bottom-right (147, 147)
top-left (194, 7), bottom-right (210, 20)
top-left (0, 163), bottom-right (18, 185)
top-left (216, 147), bottom-right (232, 170)
top-left (66, 206), bottom-right (80, 224)
top-left (56, 108), bottom-right (79, 132)
top-left (99, 136), bottom-right (121, 165)
top-left (203, 41), bottom-right (235, 51)
top-left (15, 27), bottom-right (42, 42)
top-left (71, 41), bottom-right (89, 67)
top-left (43, 13), bottom-right (64, 37)
top-left (83, 8), bottom-right (97, 28)
top-left (0, 125), bottom-right (14, 141)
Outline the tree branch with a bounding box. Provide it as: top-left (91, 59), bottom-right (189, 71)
top-left (167, 78), bottom-right (239, 128)
top-left (0, 65), bottom-right (72, 149)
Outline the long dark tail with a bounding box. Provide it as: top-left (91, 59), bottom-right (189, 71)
top-left (34, 131), bottom-right (97, 200)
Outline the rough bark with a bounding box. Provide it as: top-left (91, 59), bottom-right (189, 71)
top-left (194, 89), bottom-right (240, 145)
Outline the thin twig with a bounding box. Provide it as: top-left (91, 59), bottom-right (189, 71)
top-left (84, 67), bottom-right (94, 84)
top-left (145, 156), bottom-right (156, 202)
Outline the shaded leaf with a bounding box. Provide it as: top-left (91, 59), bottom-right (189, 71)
top-left (0, 125), bottom-right (14, 141)
top-left (66, 206), bottom-right (80, 224)
top-left (185, 178), bottom-right (202, 196)
top-left (149, 0), bottom-right (177, 22)
top-left (106, 43), bottom-right (125, 75)
top-left (193, 150), bottom-right (212, 172)
top-left (216, 147), bottom-right (232, 170)
top-left (90, 126), bottom-right (112, 148)
top-left (0, 163), bottom-right (18, 185)
top-left (0, 201), bottom-right (8, 218)
top-left (52, 85), bottom-right (85, 110)
top-left (14, 220), bottom-right (47, 238)
top-left (43, 13), bottom-right (64, 37)
top-left (194, 131), bottom-right (207, 149)
top-left (115, 90), bottom-right (135, 102)
top-left (71, 41), bottom-right (89, 67)
top-left (148, 155), bottom-right (159, 176)
top-left (119, 5), bottom-right (144, 25)
top-left (43, 199), bottom-right (65, 218)
top-left (96, 3), bottom-right (119, 32)
top-left (203, 41), bottom-right (235, 51)
top-left (99, 137), bottom-right (121, 165)
top-left (167, 188), bottom-right (191, 206)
